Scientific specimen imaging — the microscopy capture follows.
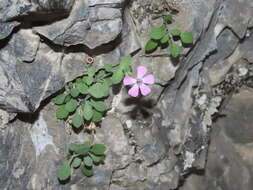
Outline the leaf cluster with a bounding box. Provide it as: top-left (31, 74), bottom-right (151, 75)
top-left (53, 56), bottom-right (132, 128)
top-left (145, 14), bottom-right (194, 58)
top-left (57, 141), bottom-right (106, 181)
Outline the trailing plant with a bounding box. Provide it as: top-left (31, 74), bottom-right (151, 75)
top-left (53, 56), bottom-right (132, 129)
top-left (53, 56), bottom-right (132, 182)
top-left (57, 141), bottom-right (106, 181)
top-left (145, 13), bottom-right (194, 58)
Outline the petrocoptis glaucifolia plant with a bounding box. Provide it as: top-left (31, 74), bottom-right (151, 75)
top-left (54, 6), bottom-right (193, 184)
top-left (54, 56), bottom-right (133, 181)
top-left (57, 141), bottom-right (106, 181)
top-left (53, 56), bottom-right (132, 128)
top-left (145, 13), bottom-right (194, 57)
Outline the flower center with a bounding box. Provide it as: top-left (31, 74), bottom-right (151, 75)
top-left (137, 78), bottom-right (143, 86)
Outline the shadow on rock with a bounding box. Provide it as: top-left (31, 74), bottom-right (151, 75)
top-left (124, 96), bottom-right (156, 119)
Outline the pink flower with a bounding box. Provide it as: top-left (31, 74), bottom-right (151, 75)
top-left (123, 66), bottom-right (155, 97)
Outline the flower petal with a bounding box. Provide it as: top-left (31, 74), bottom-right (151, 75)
top-left (128, 84), bottom-right (139, 97)
top-left (123, 76), bottom-right (137, 86)
top-left (140, 83), bottom-right (151, 96)
top-left (142, 74), bottom-right (155, 84)
top-left (137, 66), bottom-right (147, 79)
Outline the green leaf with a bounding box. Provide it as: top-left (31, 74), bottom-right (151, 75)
top-left (92, 110), bottom-right (103, 123)
top-left (88, 83), bottom-right (105, 98)
top-left (104, 78), bottom-right (113, 86)
top-left (180, 32), bottom-right (193, 44)
top-left (64, 95), bottom-right (71, 103)
top-left (112, 71), bottom-right (124, 84)
top-left (83, 102), bottom-right (93, 120)
top-left (56, 105), bottom-right (69, 119)
top-left (87, 67), bottom-right (96, 77)
top-left (65, 99), bottom-right (78, 113)
top-left (57, 162), bottom-right (71, 181)
top-left (90, 144), bottom-right (106, 155)
top-left (120, 56), bottom-right (132, 67)
top-left (101, 82), bottom-right (110, 97)
top-left (169, 43), bottom-right (182, 58)
top-left (83, 156), bottom-right (93, 167)
top-left (72, 113), bottom-right (83, 128)
top-left (69, 143), bottom-right (91, 155)
top-left (82, 167), bottom-right (93, 177)
top-left (90, 100), bottom-right (107, 112)
top-left (82, 76), bottom-right (94, 86)
top-left (104, 64), bottom-right (113, 72)
top-left (159, 24), bottom-right (166, 31)
top-left (77, 83), bottom-right (88, 94)
top-left (71, 157), bottom-right (82, 168)
top-left (53, 94), bottom-right (66, 105)
top-left (70, 88), bottom-right (80, 98)
top-left (67, 82), bottom-right (73, 89)
top-left (76, 78), bottom-right (83, 83)
top-left (83, 141), bottom-right (92, 148)
top-left (161, 35), bottom-right (170, 44)
top-left (149, 27), bottom-right (165, 40)
top-left (145, 40), bottom-right (158, 52)
top-left (97, 70), bottom-right (106, 79)
top-left (170, 29), bottom-right (181, 36)
top-left (86, 76), bottom-right (94, 86)
top-left (118, 56), bottom-right (132, 72)
top-left (89, 153), bottom-right (104, 164)
top-left (163, 14), bottom-right (173, 23)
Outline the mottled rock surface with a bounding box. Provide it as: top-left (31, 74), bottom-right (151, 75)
top-left (1, 0), bottom-right (253, 190)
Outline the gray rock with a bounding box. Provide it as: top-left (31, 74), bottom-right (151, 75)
top-left (0, 21), bottom-right (20, 40)
top-left (179, 88), bottom-right (253, 190)
top-left (34, 0), bottom-right (124, 49)
top-left (0, 0), bottom-right (75, 39)
top-left (1, 0), bottom-right (253, 190)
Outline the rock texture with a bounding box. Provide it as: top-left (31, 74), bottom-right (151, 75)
top-left (1, 0), bottom-right (253, 190)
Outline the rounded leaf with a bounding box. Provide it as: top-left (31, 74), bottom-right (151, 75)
top-left (69, 143), bottom-right (90, 155)
top-left (149, 27), bottom-right (165, 40)
top-left (104, 78), bottom-right (113, 86)
top-left (90, 100), bottom-right (107, 112)
top-left (97, 70), bottom-right (106, 79)
top-left (70, 88), bottom-right (80, 98)
top-left (90, 144), bottom-right (106, 155)
top-left (112, 71), bottom-right (124, 84)
top-left (86, 76), bottom-right (94, 86)
top-left (92, 110), bottom-right (103, 123)
top-left (65, 99), bottom-right (78, 113)
top-left (101, 83), bottom-right (110, 97)
top-left (180, 32), bottom-right (193, 44)
top-left (64, 95), bottom-right (72, 103)
top-left (145, 40), bottom-right (158, 52)
top-left (161, 35), bottom-right (170, 44)
top-left (53, 94), bottom-right (66, 105)
top-left (170, 29), bottom-right (181, 36)
top-left (77, 83), bottom-right (88, 94)
top-left (72, 113), bottom-right (83, 128)
top-left (104, 64), bottom-right (113, 72)
top-left (56, 105), bottom-right (69, 119)
top-left (169, 43), bottom-right (182, 58)
top-left (82, 167), bottom-right (93, 177)
top-left (57, 162), bottom-right (71, 181)
top-left (163, 14), bottom-right (173, 23)
top-left (83, 103), bottom-right (93, 120)
top-left (87, 67), bottom-right (96, 77)
top-left (71, 157), bottom-right (82, 168)
top-left (83, 156), bottom-right (93, 167)
top-left (89, 153), bottom-right (104, 164)
top-left (88, 83), bottom-right (105, 98)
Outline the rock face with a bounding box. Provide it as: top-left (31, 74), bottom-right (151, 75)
top-left (1, 0), bottom-right (253, 190)
top-left (179, 88), bottom-right (253, 190)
